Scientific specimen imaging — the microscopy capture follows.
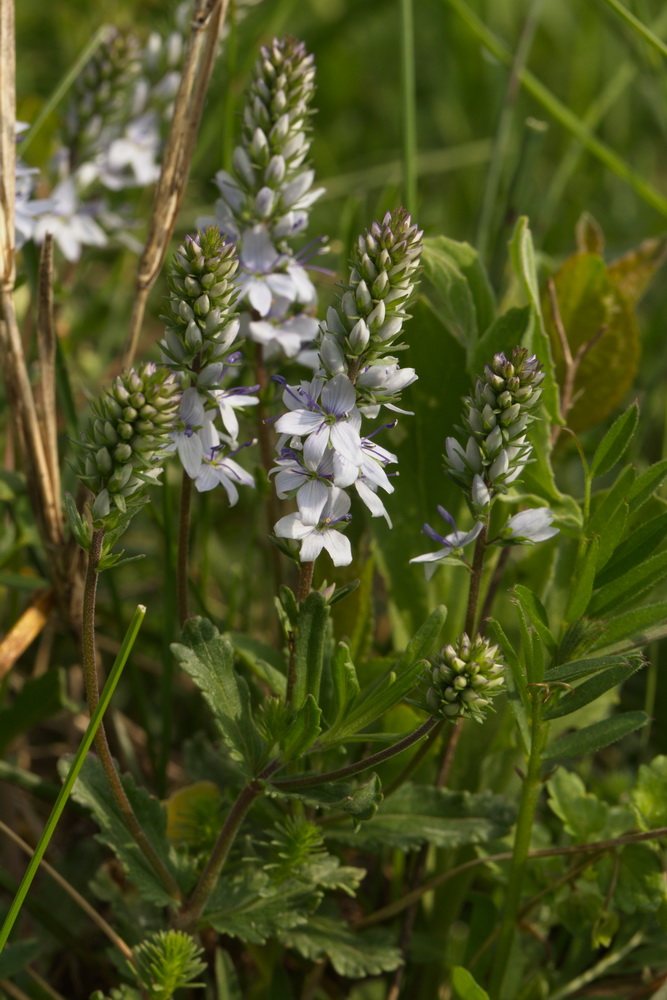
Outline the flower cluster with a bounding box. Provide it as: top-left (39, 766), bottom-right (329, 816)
top-left (273, 209), bottom-right (423, 565)
top-left (426, 634), bottom-right (505, 722)
top-left (160, 229), bottom-right (258, 505)
top-left (75, 363), bottom-right (181, 526)
top-left (202, 36), bottom-right (323, 360)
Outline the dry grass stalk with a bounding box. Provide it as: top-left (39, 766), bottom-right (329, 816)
top-left (121, 0), bottom-right (229, 368)
top-left (36, 233), bottom-right (60, 502)
top-left (0, 589), bottom-right (57, 682)
top-left (0, 0), bottom-right (16, 291)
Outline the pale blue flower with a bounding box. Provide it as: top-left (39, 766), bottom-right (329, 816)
top-left (411, 507), bottom-right (484, 579)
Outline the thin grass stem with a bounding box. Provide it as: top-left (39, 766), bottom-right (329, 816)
top-left (599, 0), bottom-right (667, 59)
top-left (400, 0), bottom-right (417, 215)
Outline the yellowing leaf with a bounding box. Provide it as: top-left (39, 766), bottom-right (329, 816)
top-left (166, 781), bottom-right (222, 847)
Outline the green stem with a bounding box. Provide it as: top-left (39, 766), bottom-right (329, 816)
top-left (255, 343), bottom-right (284, 596)
top-left (177, 469), bottom-right (193, 626)
top-left (82, 530), bottom-right (182, 902)
top-left (486, 694), bottom-right (547, 999)
top-left (599, 0), bottom-right (667, 59)
top-left (400, 0), bottom-right (417, 215)
top-left (271, 717), bottom-right (439, 791)
top-left (297, 560), bottom-right (315, 603)
top-left (465, 520), bottom-right (488, 636)
top-left (176, 759), bottom-right (282, 931)
top-left (0, 605), bottom-right (147, 950)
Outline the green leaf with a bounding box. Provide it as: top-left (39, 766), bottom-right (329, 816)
top-left (0, 669), bottom-right (77, 755)
top-left (204, 871), bottom-right (315, 945)
top-left (321, 606), bottom-right (446, 744)
top-left (544, 656), bottom-right (644, 720)
top-left (329, 642), bottom-right (361, 731)
top-left (326, 784), bottom-right (515, 851)
top-left (486, 618), bottom-right (529, 749)
top-left (291, 590), bottom-right (329, 708)
top-left (588, 549), bottom-right (667, 617)
top-left (542, 711), bottom-right (648, 760)
top-left (452, 966), bottom-right (490, 1000)
top-left (214, 949), bottom-right (242, 1000)
top-left (632, 756), bottom-right (667, 830)
top-left (590, 404), bottom-right (639, 478)
top-left (172, 618), bottom-right (267, 775)
top-left (564, 536), bottom-right (600, 624)
top-left (0, 469), bottom-right (25, 501)
top-left (607, 234), bottom-right (667, 306)
top-left (595, 511), bottom-right (667, 589)
top-left (587, 464), bottom-right (635, 562)
top-left (469, 307), bottom-right (532, 382)
top-left (509, 216), bottom-right (561, 423)
top-left (545, 654), bottom-right (633, 683)
top-left (281, 695), bottom-right (322, 762)
top-left (541, 252), bottom-right (640, 431)
top-left (511, 586), bottom-right (556, 654)
top-left (231, 633), bottom-right (286, 698)
top-left (422, 237), bottom-right (483, 351)
top-left (64, 491), bottom-right (91, 552)
top-left (593, 601), bottom-right (667, 652)
top-left (279, 916), bottom-right (403, 978)
top-left (627, 457), bottom-right (667, 513)
top-left (0, 940), bottom-right (40, 977)
top-left (60, 755), bottom-right (183, 907)
top-left (267, 774), bottom-right (383, 822)
top-left (604, 844), bottom-right (666, 914)
top-left (547, 770), bottom-right (609, 840)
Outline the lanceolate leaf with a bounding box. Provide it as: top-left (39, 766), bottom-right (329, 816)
top-left (590, 404), bottom-right (639, 479)
top-left (564, 536), bottom-right (599, 623)
top-left (627, 457), bottom-right (667, 513)
top-left (588, 549), bottom-right (667, 617)
top-left (545, 654), bottom-right (636, 683)
top-left (281, 695), bottom-right (322, 761)
top-left (329, 642), bottom-right (361, 730)
top-left (544, 657), bottom-right (644, 719)
top-left (595, 510), bottom-right (667, 589)
top-left (542, 711), bottom-right (648, 760)
top-left (452, 966), bottom-right (490, 1000)
top-left (291, 590), bottom-right (329, 709)
top-left (172, 618), bottom-right (267, 775)
top-left (593, 601), bottom-right (667, 652)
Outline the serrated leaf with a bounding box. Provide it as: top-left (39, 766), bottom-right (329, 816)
top-left (60, 755), bottom-right (183, 906)
top-left (0, 668), bottom-right (77, 754)
top-left (452, 966), bottom-right (490, 1000)
top-left (204, 871), bottom-right (316, 944)
top-left (267, 774), bottom-right (383, 822)
top-left (542, 252), bottom-right (639, 431)
top-left (322, 606), bottom-right (446, 745)
top-left (593, 601), bottom-right (667, 653)
top-left (595, 511), bottom-right (667, 589)
top-left (281, 695), bottom-right (322, 761)
top-left (632, 756), bottom-right (667, 830)
top-left (279, 916), bottom-right (403, 978)
top-left (171, 618), bottom-right (267, 775)
top-left (547, 770), bottom-right (609, 840)
top-left (564, 536), bottom-right (599, 624)
top-left (0, 940), bottom-right (40, 977)
top-left (588, 549), bottom-right (667, 617)
top-left (542, 711), bottom-right (648, 760)
top-left (591, 404), bottom-right (639, 479)
top-left (544, 657), bottom-right (644, 720)
top-left (326, 784), bottom-right (515, 851)
top-left (292, 591), bottom-right (329, 709)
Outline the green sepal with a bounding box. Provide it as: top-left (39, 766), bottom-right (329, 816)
top-left (542, 711), bottom-right (648, 760)
top-left (590, 403), bottom-right (638, 479)
top-left (64, 490), bottom-right (91, 552)
top-left (291, 590), bottom-right (329, 709)
top-left (281, 695), bottom-right (322, 761)
top-left (544, 656), bottom-right (645, 719)
top-left (564, 536), bottom-right (599, 623)
top-left (171, 618), bottom-right (268, 776)
top-left (319, 605), bottom-right (446, 746)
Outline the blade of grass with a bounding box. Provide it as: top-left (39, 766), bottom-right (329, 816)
top-left (0, 604), bottom-right (146, 954)
top-left (400, 0), bottom-right (417, 215)
top-left (443, 0), bottom-right (667, 217)
top-left (598, 0), bottom-right (667, 60)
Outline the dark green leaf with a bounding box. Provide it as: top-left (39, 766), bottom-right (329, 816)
top-left (627, 458), bottom-right (667, 513)
top-left (591, 404), bottom-right (639, 478)
top-left (511, 586), bottom-right (556, 654)
top-left (329, 642), bottom-right (360, 731)
top-left (60, 755), bottom-right (183, 906)
top-left (0, 940), bottom-right (40, 977)
top-left (595, 511), bottom-right (667, 589)
top-left (231, 633), bottom-right (286, 698)
top-left (0, 469), bottom-right (25, 501)
top-left (542, 711), bottom-right (648, 760)
top-left (588, 549), bottom-right (667, 617)
top-left (279, 916), bottom-right (402, 978)
top-left (422, 237), bottom-right (482, 351)
top-left (452, 966), bottom-right (490, 1000)
top-left (64, 491), bottom-right (91, 552)
top-left (281, 695), bottom-right (322, 761)
top-left (546, 654), bottom-right (638, 683)
top-left (604, 844), bottom-right (665, 914)
top-left (544, 657), bottom-right (644, 719)
top-left (593, 602), bottom-right (667, 652)
top-left (564, 536), bottom-right (599, 623)
top-left (326, 784), bottom-right (515, 851)
top-left (292, 590), bottom-right (329, 708)
top-left (204, 870), bottom-right (316, 944)
top-left (266, 774), bottom-right (383, 822)
top-left (172, 618), bottom-right (267, 775)
top-left (0, 669), bottom-right (77, 755)
top-left (486, 618), bottom-right (529, 749)
top-left (469, 307), bottom-right (531, 379)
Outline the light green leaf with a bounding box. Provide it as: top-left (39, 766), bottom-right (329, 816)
top-left (632, 756), bottom-right (667, 830)
top-left (544, 656), bottom-right (644, 720)
top-left (325, 784), bottom-right (515, 851)
top-left (603, 844), bottom-right (666, 914)
top-left (595, 511), bottom-right (667, 589)
top-left (511, 585), bottom-right (556, 654)
top-left (281, 695), bottom-right (322, 762)
top-left (422, 237), bottom-right (481, 351)
top-left (593, 602), bottom-right (667, 652)
top-left (591, 404), bottom-right (639, 478)
top-left (328, 642), bottom-right (360, 731)
top-left (542, 711), bottom-right (648, 760)
top-left (172, 618), bottom-right (267, 775)
top-left (545, 654), bottom-right (633, 683)
top-left (564, 536), bottom-right (600, 624)
top-left (231, 633), bottom-right (286, 698)
top-left (279, 916), bottom-right (403, 978)
top-left (292, 590), bottom-right (329, 709)
top-left (588, 549), bottom-right (667, 617)
top-left (452, 966), bottom-right (490, 1000)
top-left (547, 769), bottom-right (609, 841)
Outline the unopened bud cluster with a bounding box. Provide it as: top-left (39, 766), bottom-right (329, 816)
top-left (213, 36), bottom-right (321, 244)
top-left (76, 364), bottom-right (181, 521)
top-left (159, 228), bottom-right (241, 376)
top-left (427, 634), bottom-right (504, 722)
top-left (445, 347), bottom-right (544, 499)
top-left (320, 209), bottom-right (422, 411)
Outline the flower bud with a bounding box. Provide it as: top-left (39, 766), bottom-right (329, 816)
top-left (426, 634), bottom-right (504, 722)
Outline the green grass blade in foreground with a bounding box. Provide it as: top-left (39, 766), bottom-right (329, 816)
top-left (443, 0), bottom-right (667, 217)
top-left (0, 604), bottom-right (146, 953)
top-left (21, 26), bottom-right (110, 155)
top-left (600, 0), bottom-right (667, 60)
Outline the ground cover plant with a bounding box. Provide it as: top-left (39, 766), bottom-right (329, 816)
top-left (3, 1), bottom-right (667, 998)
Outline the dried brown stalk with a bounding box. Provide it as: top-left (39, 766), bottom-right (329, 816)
top-left (121, 0), bottom-right (229, 368)
top-left (36, 233), bottom-right (60, 501)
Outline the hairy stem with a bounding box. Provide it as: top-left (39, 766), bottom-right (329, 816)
top-left (177, 468), bottom-right (193, 626)
top-left (465, 520), bottom-right (488, 636)
top-left (487, 694), bottom-right (547, 999)
top-left (82, 529), bottom-right (182, 901)
top-left (297, 560), bottom-right (315, 603)
top-left (176, 758), bottom-right (282, 931)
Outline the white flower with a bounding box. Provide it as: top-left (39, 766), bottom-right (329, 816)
top-left (213, 385), bottom-right (259, 441)
top-left (274, 487), bottom-right (352, 566)
top-left (246, 297), bottom-right (318, 359)
top-left (236, 225), bottom-right (316, 316)
top-left (195, 442), bottom-right (255, 504)
top-left (170, 387), bottom-right (218, 478)
top-left (96, 115), bottom-right (161, 190)
top-left (410, 507), bottom-right (484, 580)
top-left (501, 508), bottom-right (559, 544)
top-left (27, 177), bottom-right (108, 262)
top-left (274, 373), bottom-right (362, 468)
top-left (272, 447), bottom-right (334, 525)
